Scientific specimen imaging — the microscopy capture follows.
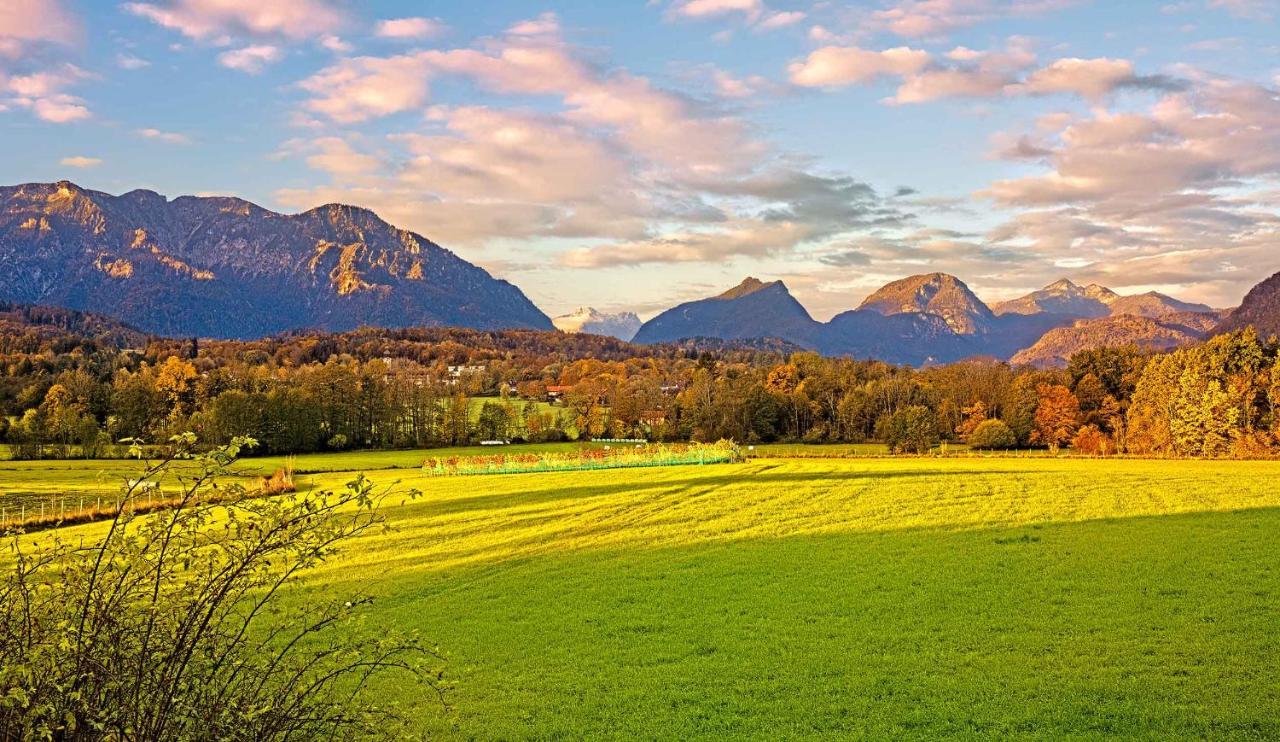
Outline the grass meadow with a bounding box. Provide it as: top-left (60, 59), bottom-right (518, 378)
top-left (6, 453), bottom-right (1280, 737)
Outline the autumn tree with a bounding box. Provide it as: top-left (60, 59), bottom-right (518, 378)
top-left (1031, 384), bottom-right (1080, 452)
top-left (955, 400), bottom-right (988, 441)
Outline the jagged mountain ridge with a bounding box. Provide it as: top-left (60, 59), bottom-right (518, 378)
top-left (992, 279), bottom-right (1117, 318)
top-left (0, 181), bottom-right (553, 339)
top-left (552, 307), bottom-right (642, 342)
top-left (634, 275), bottom-right (1225, 365)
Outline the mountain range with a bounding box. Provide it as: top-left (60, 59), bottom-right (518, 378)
top-left (0, 181), bottom-right (552, 339)
top-left (3, 180), bottom-right (1275, 366)
top-left (551, 307), bottom-right (642, 342)
top-left (633, 274), bottom-right (1233, 366)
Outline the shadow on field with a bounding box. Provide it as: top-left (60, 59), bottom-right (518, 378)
top-left (399, 466), bottom-right (1037, 518)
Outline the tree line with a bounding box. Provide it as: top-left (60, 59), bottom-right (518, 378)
top-left (1, 321), bottom-right (1277, 458)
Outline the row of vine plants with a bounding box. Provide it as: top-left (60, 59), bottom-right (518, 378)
top-left (422, 441), bottom-right (743, 476)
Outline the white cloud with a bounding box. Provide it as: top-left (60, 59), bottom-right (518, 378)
top-left (217, 45), bottom-right (282, 73)
top-left (1207, 0), bottom-right (1277, 19)
top-left (60, 156), bottom-right (102, 168)
top-left (116, 53), bottom-right (151, 70)
top-left (375, 17), bottom-right (447, 40)
top-left (137, 127), bottom-right (191, 144)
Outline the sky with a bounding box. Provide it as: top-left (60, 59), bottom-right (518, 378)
top-left (2, 0), bottom-right (1279, 320)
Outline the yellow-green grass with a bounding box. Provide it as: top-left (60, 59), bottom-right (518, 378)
top-left (0, 442), bottom-right (605, 517)
top-left (268, 457), bottom-right (1280, 738)
top-left (9, 456), bottom-right (1280, 737)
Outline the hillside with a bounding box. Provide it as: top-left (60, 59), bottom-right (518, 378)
top-left (1010, 313), bottom-right (1218, 367)
top-left (0, 301), bottom-right (149, 348)
top-left (1215, 270), bottom-right (1280, 339)
top-left (1106, 292), bottom-right (1214, 318)
top-left (0, 181), bottom-right (553, 339)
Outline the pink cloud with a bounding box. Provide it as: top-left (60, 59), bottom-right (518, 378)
top-left (3, 64), bottom-right (92, 123)
top-left (375, 17), bottom-right (447, 40)
top-left (0, 0), bottom-right (79, 58)
top-left (789, 46), bottom-right (931, 87)
top-left (298, 54), bottom-right (434, 123)
top-left (217, 45), bottom-right (281, 73)
top-left (1014, 57), bottom-right (1142, 101)
top-left (982, 77), bottom-right (1280, 304)
top-left (671, 0), bottom-right (766, 23)
top-left (870, 0), bottom-right (1084, 39)
top-left (123, 0), bottom-right (344, 42)
top-left (285, 23), bottom-right (906, 267)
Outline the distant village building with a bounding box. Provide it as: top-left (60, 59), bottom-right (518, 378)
top-left (448, 365), bottom-right (485, 378)
top-left (446, 364), bottom-right (486, 387)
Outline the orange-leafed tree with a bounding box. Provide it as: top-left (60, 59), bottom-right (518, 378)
top-left (1031, 383), bottom-right (1080, 453)
top-left (955, 400), bottom-right (988, 441)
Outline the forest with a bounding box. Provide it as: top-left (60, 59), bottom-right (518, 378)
top-left (1, 321), bottom-right (1277, 459)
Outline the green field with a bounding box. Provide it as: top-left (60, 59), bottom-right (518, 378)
top-left (9, 454), bottom-right (1280, 738)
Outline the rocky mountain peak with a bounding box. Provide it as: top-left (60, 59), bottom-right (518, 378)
top-left (552, 306), bottom-right (643, 342)
top-left (718, 277), bottom-right (783, 300)
top-left (858, 272), bottom-right (994, 334)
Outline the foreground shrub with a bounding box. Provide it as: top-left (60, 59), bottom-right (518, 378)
top-left (877, 406), bottom-right (939, 454)
top-left (968, 419), bottom-right (1017, 450)
top-left (0, 434), bottom-right (442, 740)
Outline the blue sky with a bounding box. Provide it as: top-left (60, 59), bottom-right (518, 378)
top-left (2, 0), bottom-right (1279, 318)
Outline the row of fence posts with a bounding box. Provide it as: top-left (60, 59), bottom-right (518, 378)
top-left (1, 488), bottom-right (159, 528)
